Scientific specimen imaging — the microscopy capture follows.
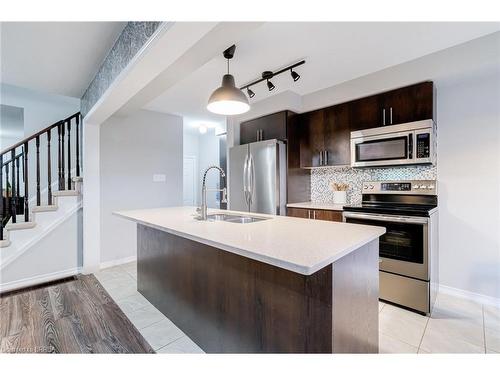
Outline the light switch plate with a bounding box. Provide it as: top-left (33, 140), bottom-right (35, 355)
top-left (153, 174), bottom-right (166, 183)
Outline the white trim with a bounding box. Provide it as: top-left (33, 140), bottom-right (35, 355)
top-left (0, 267), bottom-right (80, 294)
top-left (99, 255), bottom-right (137, 270)
top-left (439, 283), bottom-right (500, 308)
top-left (1, 203), bottom-right (82, 270)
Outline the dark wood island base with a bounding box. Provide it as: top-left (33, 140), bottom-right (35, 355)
top-left (137, 224), bottom-right (379, 353)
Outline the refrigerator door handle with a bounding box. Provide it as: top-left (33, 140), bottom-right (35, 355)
top-left (243, 153), bottom-right (250, 206)
top-left (248, 154), bottom-right (255, 205)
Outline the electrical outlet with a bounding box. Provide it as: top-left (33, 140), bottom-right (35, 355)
top-left (153, 174), bottom-right (166, 183)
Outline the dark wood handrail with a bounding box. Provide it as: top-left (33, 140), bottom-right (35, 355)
top-left (0, 112), bottom-right (80, 157)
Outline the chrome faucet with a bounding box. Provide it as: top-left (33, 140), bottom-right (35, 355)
top-left (197, 166), bottom-right (227, 220)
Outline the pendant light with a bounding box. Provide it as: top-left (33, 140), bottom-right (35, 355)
top-left (207, 45), bottom-right (250, 116)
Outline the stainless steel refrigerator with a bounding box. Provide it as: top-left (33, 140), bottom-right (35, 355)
top-left (229, 139), bottom-right (286, 215)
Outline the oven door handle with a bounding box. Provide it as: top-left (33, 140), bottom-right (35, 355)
top-left (343, 212), bottom-right (429, 224)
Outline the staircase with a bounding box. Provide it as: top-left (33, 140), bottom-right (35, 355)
top-left (0, 112), bottom-right (83, 293)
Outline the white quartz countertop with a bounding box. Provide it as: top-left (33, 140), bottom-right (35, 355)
top-left (286, 202), bottom-right (345, 211)
top-left (114, 206), bottom-right (385, 276)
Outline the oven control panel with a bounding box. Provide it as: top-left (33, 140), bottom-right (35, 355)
top-left (362, 180), bottom-right (437, 195)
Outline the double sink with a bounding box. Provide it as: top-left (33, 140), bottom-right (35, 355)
top-left (206, 213), bottom-right (269, 224)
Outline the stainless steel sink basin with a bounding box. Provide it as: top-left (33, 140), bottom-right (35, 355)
top-left (206, 213), bottom-right (269, 224)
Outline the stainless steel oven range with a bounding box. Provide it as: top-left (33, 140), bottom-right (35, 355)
top-left (343, 180), bottom-right (438, 315)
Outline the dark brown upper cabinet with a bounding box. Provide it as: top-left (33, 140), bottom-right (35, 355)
top-left (240, 111), bottom-right (290, 144)
top-left (349, 95), bottom-right (383, 131)
top-left (349, 81), bottom-right (435, 131)
top-left (379, 82), bottom-right (435, 126)
top-left (300, 104), bottom-right (350, 168)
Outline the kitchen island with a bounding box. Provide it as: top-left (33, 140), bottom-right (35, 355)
top-left (115, 206), bottom-right (385, 353)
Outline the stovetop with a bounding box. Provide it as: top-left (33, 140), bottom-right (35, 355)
top-left (343, 203), bottom-right (437, 217)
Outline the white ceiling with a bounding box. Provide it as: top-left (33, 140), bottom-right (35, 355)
top-left (1, 22), bottom-right (126, 98)
top-left (145, 22), bottom-right (500, 122)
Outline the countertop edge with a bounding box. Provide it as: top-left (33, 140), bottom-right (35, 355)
top-left (286, 202), bottom-right (344, 211)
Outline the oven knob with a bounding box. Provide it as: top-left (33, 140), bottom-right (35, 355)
top-left (369, 185), bottom-right (374, 190)
top-left (421, 185), bottom-right (428, 189)
top-left (364, 185), bottom-right (369, 190)
top-left (429, 185), bottom-right (435, 190)
top-left (414, 185), bottom-right (420, 189)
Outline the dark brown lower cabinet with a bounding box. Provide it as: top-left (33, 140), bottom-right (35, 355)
top-left (287, 207), bottom-right (343, 222)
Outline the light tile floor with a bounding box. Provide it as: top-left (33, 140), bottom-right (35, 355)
top-left (95, 262), bottom-right (500, 354)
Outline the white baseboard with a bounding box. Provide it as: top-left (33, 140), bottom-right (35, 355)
top-left (99, 255), bottom-right (137, 270)
top-left (439, 283), bottom-right (500, 308)
top-left (0, 267), bottom-right (80, 294)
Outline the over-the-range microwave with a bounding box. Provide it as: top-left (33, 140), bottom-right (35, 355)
top-left (350, 119), bottom-right (436, 168)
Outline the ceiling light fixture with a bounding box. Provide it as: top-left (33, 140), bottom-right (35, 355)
top-left (198, 125), bottom-right (208, 134)
top-left (240, 60), bottom-right (305, 99)
top-left (266, 79), bottom-right (275, 91)
top-left (207, 45), bottom-right (250, 116)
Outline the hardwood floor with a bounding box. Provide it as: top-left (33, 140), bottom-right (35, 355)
top-left (0, 275), bottom-right (154, 353)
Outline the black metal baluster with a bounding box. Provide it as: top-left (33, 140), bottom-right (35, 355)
top-left (36, 136), bottom-right (41, 206)
top-left (47, 130), bottom-right (52, 205)
top-left (15, 157), bottom-right (20, 201)
top-left (11, 149), bottom-right (17, 223)
top-left (24, 143), bottom-right (29, 222)
top-left (67, 119), bottom-right (72, 190)
top-left (1, 154), bottom-right (3, 241)
top-left (58, 123), bottom-right (62, 190)
top-left (76, 115), bottom-right (80, 177)
top-left (61, 122), bottom-right (65, 190)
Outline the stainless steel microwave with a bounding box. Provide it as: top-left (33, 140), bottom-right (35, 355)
top-left (350, 120), bottom-right (436, 168)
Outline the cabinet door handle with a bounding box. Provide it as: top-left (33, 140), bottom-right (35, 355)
top-left (324, 150), bottom-right (328, 165)
top-left (390, 107), bottom-right (393, 124)
top-left (308, 210), bottom-right (311, 219)
top-left (260, 129), bottom-right (264, 141)
top-left (382, 108), bottom-right (386, 126)
top-left (256, 129), bottom-right (259, 141)
top-left (319, 151), bottom-right (323, 166)
top-left (313, 210), bottom-right (316, 219)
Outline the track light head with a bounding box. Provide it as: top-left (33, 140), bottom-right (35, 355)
top-left (290, 69), bottom-right (300, 82)
top-left (247, 87), bottom-right (255, 98)
top-left (266, 79), bottom-right (275, 91)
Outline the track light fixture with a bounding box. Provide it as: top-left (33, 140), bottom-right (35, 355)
top-left (266, 79), bottom-right (275, 91)
top-left (290, 69), bottom-right (300, 82)
top-left (240, 60), bottom-right (305, 99)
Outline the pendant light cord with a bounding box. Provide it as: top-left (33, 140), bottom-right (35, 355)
top-left (227, 58), bottom-right (229, 74)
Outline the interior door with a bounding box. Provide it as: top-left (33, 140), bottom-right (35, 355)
top-left (229, 144), bottom-right (250, 212)
top-left (183, 156), bottom-right (196, 206)
top-left (248, 140), bottom-right (278, 215)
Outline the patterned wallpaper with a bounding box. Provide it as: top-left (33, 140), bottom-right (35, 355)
top-left (311, 165), bottom-right (437, 204)
top-left (81, 22), bottom-right (164, 117)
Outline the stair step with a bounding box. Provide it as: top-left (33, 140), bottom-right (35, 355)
top-left (0, 239), bottom-right (11, 248)
top-left (32, 205), bottom-right (58, 213)
top-left (52, 190), bottom-right (79, 197)
top-left (5, 221), bottom-right (37, 231)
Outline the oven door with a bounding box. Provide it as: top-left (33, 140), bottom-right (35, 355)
top-left (343, 212), bottom-right (429, 281)
top-left (351, 131), bottom-right (414, 167)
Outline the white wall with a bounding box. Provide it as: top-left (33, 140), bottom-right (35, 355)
top-left (100, 109), bottom-right (183, 264)
top-left (183, 125), bottom-right (221, 208)
top-left (227, 32), bottom-right (500, 300)
top-left (0, 209), bottom-right (82, 290)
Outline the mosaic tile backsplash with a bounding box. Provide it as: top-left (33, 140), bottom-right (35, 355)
top-left (311, 165), bottom-right (437, 205)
